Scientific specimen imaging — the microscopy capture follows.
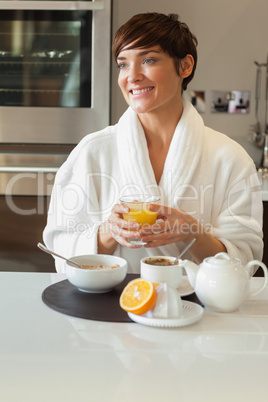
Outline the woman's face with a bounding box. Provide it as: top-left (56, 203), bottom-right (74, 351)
top-left (116, 45), bottom-right (183, 116)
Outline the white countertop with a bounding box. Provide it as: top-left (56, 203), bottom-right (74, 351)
top-left (1, 272), bottom-right (268, 402)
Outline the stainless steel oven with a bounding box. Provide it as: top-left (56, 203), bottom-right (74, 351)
top-left (0, 1), bottom-right (112, 271)
top-left (0, 0), bottom-right (111, 143)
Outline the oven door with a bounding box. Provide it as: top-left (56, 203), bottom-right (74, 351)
top-left (0, 0), bottom-right (111, 144)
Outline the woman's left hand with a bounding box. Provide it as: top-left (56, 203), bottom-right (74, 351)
top-left (139, 204), bottom-right (196, 247)
top-left (139, 204), bottom-right (226, 264)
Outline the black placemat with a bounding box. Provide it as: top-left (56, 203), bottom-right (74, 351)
top-left (42, 274), bottom-right (139, 322)
top-left (42, 274), bottom-right (202, 322)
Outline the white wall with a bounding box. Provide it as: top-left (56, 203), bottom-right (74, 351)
top-left (111, 0), bottom-right (268, 166)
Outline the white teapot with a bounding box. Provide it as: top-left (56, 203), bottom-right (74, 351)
top-left (179, 252), bottom-right (268, 312)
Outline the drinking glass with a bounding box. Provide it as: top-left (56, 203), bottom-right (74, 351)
top-left (120, 194), bottom-right (160, 245)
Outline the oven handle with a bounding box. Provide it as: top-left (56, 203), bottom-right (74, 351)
top-left (0, 1), bottom-right (104, 11)
top-left (0, 167), bottom-right (58, 173)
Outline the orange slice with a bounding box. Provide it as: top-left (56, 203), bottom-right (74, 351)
top-left (119, 278), bottom-right (158, 315)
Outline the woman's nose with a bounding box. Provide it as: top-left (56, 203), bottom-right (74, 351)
top-left (127, 65), bottom-right (143, 83)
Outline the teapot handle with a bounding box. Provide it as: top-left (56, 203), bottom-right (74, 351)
top-left (246, 261), bottom-right (268, 297)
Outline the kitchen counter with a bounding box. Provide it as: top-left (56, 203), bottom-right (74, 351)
top-left (1, 272), bottom-right (268, 402)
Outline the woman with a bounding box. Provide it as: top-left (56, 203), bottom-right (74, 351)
top-left (43, 13), bottom-right (263, 273)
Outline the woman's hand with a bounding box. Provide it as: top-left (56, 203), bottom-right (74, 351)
top-left (139, 204), bottom-right (195, 247)
top-left (108, 203), bottom-right (144, 247)
top-left (139, 204), bottom-right (226, 263)
top-left (98, 203), bottom-right (143, 254)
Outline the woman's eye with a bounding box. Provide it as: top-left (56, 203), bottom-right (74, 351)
top-left (117, 63), bottom-right (127, 69)
top-left (144, 58), bottom-right (156, 65)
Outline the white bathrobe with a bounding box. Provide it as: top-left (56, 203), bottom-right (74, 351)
top-left (43, 101), bottom-right (263, 273)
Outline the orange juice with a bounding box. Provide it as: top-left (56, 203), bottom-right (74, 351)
top-left (120, 195), bottom-right (160, 245)
top-left (122, 203), bottom-right (157, 227)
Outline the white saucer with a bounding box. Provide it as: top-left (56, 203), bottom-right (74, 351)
top-left (128, 301), bottom-right (203, 328)
top-left (177, 277), bottom-right (194, 297)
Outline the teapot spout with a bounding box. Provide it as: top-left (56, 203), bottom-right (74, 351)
top-left (178, 259), bottom-right (199, 288)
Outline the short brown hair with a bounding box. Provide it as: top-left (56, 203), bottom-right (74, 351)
top-left (113, 12), bottom-right (198, 91)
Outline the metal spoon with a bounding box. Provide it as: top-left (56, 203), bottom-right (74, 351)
top-left (37, 242), bottom-right (82, 268)
top-left (172, 238), bottom-right (196, 265)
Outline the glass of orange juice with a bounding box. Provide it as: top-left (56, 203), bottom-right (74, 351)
top-left (120, 194), bottom-right (160, 245)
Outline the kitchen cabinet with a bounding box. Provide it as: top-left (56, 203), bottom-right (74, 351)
top-left (0, 195), bottom-right (55, 272)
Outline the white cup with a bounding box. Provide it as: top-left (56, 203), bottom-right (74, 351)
top-left (140, 256), bottom-right (182, 289)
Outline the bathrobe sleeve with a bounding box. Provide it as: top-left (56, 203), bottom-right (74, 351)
top-left (43, 128), bottom-right (118, 273)
top-left (203, 129), bottom-right (263, 268)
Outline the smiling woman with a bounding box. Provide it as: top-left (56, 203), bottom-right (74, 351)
top-left (43, 12), bottom-right (263, 274)
top-left (116, 46), bottom-right (191, 117)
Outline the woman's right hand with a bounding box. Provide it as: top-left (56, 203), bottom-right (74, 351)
top-left (98, 203), bottom-right (142, 254)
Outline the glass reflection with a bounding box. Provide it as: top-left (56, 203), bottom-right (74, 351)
top-left (0, 10), bottom-right (92, 108)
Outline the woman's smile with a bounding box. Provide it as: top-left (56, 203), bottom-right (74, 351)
top-left (130, 86), bottom-right (154, 96)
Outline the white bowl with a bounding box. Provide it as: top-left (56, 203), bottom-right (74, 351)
top-left (65, 254), bottom-right (128, 293)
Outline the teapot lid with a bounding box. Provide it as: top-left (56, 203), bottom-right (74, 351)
top-left (204, 252), bottom-right (241, 267)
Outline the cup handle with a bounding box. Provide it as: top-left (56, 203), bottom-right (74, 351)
top-left (246, 260), bottom-right (268, 297)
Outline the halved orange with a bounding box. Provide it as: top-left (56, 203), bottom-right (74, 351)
top-left (119, 278), bottom-right (158, 315)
